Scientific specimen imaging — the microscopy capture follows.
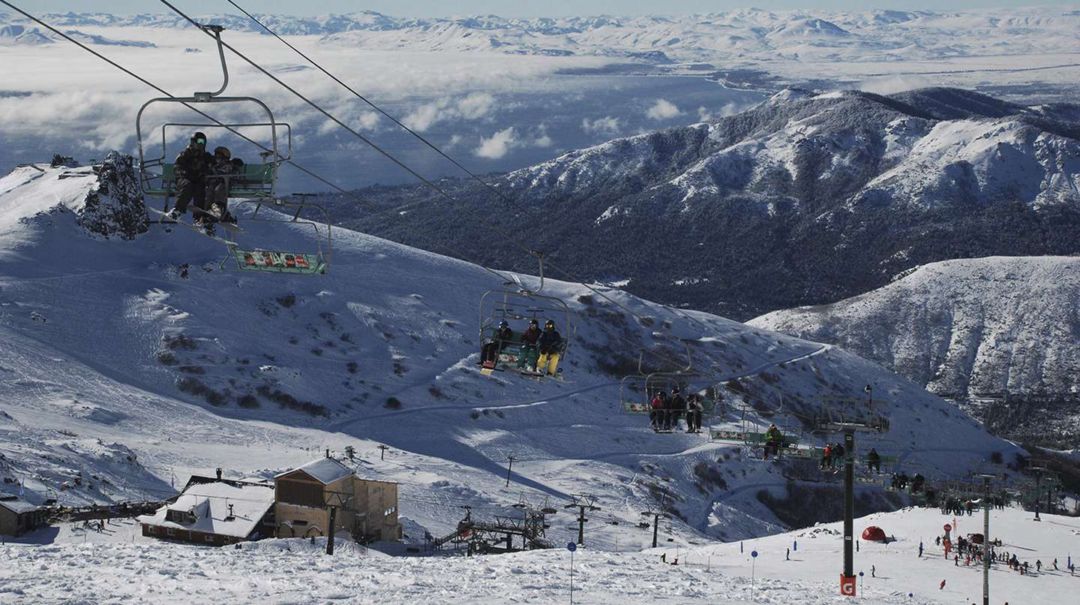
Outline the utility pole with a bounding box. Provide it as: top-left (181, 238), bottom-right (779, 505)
top-left (325, 490), bottom-right (350, 556)
top-left (565, 495), bottom-right (600, 547)
top-left (378, 445), bottom-right (389, 461)
top-left (641, 495), bottom-right (669, 549)
top-left (975, 473), bottom-right (996, 605)
top-left (1031, 466), bottom-right (1047, 521)
top-left (505, 455), bottom-right (516, 488)
top-left (818, 391), bottom-right (889, 599)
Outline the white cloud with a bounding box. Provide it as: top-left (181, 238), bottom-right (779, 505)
top-left (474, 127), bottom-right (517, 159)
top-left (403, 92), bottom-right (497, 132)
top-left (857, 75), bottom-right (933, 95)
top-left (697, 102), bottom-right (741, 122)
top-left (582, 116), bottom-right (621, 136)
top-left (533, 124), bottom-right (553, 148)
top-left (457, 92), bottom-right (495, 120)
top-left (646, 99), bottom-right (682, 120)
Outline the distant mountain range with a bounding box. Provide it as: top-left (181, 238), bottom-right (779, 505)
top-left (11, 8), bottom-right (1079, 66)
top-left (0, 24), bottom-right (155, 47)
top-left (327, 87), bottom-right (1080, 321)
top-left (750, 256), bottom-right (1080, 448)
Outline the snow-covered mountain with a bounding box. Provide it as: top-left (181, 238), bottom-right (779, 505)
top-left (23, 8), bottom-right (1080, 68)
top-left (0, 23), bottom-right (155, 47)
top-left (749, 256), bottom-right (1080, 448)
top-left (332, 87), bottom-right (1080, 320)
top-left (0, 158), bottom-right (1018, 544)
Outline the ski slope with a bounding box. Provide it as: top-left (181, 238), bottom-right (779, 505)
top-left (0, 160), bottom-right (1022, 553)
top-left (3, 506), bottom-right (1077, 604)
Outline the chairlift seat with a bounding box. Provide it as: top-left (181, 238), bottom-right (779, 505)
top-left (146, 163), bottom-right (276, 198)
top-left (623, 402), bottom-right (651, 414)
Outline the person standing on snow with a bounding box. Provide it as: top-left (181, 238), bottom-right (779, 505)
top-left (536, 319), bottom-right (563, 377)
top-left (169, 131), bottom-right (212, 221)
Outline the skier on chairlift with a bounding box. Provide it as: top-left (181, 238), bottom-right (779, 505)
top-left (205, 146), bottom-right (240, 225)
top-left (764, 423), bottom-right (783, 461)
top-left (867, 448), bottom-right (882, 474)
top-left (517, 319), bottom-right (541, 373)
top-left (686, 393), bottom-right (704, 434)
top-left (650, 391), bottom-right (666, 431)
top-left (669, 387), bottom-right (686, 432)
top-left (481, 320), bottom-right (513, 369)
top-left (536, 319), bottom-right (563, 377)
top-left (168, 131), bottom-right (211, 223)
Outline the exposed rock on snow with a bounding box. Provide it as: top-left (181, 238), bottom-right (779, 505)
top-left (77, 153), bottom-right (148, 240)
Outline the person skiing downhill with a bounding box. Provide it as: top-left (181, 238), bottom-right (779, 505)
top-left (169, 131), bottom-right (211, 221)
top-left (536, 319), bottom-right (563, 377)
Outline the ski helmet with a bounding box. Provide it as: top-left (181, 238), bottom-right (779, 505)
top-left (544, 320), bottom-right (555, 329)
top-left (499, 320), bottom-right (509, 328)
top-left (192, 131), bottom-right (207, 146)
top-left (214, 146), bottom-right (231, 159)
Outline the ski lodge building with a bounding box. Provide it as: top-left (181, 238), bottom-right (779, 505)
top-left (275, 457), bottom-right (401, 542)
top-left (138, 474), bottom-right (276, 546)
top-left (139, 457), bottom-right (401, 546)
top-left (0, 494), bottom-right (47, 537)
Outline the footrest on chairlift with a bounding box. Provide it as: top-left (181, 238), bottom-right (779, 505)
top-left (232, 248), bottom-right (326, 275)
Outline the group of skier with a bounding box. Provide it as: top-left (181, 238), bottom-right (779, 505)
top-left (480, 318), bottom-right (564, 377)
top-left (648, 388), bottom-right (706, 433)
top-left (167, 131), bottom-right (245, 232)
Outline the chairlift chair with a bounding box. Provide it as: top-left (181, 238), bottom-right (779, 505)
top-left (477, 258), bottom-right (572, 375)
top-left (135, 24), bottom-right (329, 275)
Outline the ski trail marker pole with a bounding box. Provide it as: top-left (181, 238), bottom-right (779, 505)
top-left (567, 541), bottom-right (577, 604)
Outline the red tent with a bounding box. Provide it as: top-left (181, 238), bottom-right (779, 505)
top-left (861, 526), bottom-right (887, 542)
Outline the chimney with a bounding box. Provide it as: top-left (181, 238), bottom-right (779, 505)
top-left (216, 467), bottom-right (222, 481)
top-left (326, 448), bottom-right (330, 459)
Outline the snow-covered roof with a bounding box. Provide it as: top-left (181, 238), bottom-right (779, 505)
top-left (277, 458), bottom-right (354, 485)
top-left (137, 481), bottom-right (274, 539)
top-left (0, 495), bottom-right (41, 515)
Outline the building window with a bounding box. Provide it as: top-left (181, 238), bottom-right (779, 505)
top-left (166, 528), bottom-right (176, 537)
top-left (204, 534), bottom-right (215, 543)
top-left (277, 480), bottom-right (324, 507)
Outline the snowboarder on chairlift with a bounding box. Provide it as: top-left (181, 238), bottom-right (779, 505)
top-left (668, 387), bottom-right (686, 432)
top-left (169, 131), bottom-right (211, 221)
top-left (204, 146), bottom-right (239, 225)
top-left (481, 320), bottom-right (513, 368)
top-left (686, 394), bottom-right (704, 433)
top-left (831, 442), bottom-right (846, 470)
top-left (536, 319), bottom-right (563, 377)
top-left (650, 391), bottom-right (666, 431)
top-left (517, 319), bottom-right (541, 372)
top-left (764, 423), bottom-right (783, 461)
top-left (867, 448), bottom-right (882, 474)
top-left (820, 443), bottom-right (832, 470)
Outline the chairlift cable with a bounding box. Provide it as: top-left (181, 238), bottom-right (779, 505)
top-left (3, 1), bottom-right (511, 285)
top-left (164, 1), bottom-right (840, 386)
top-left (0, 0), bottom-right (373, 214)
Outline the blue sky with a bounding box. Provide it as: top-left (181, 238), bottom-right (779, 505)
top-left (22, 1), bottom-right (1076, 17)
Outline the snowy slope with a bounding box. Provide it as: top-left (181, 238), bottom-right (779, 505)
top-left (0, 159), bottom-right (1019, 547)
top-left (749, 256), bottom-right (1080, 448)
top-left (3, 505), bottom-right (1078, 604)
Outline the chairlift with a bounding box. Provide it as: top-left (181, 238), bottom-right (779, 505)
top-left (477, 255), bottom-right (573, 376)
top-left (135, 24), bottom-right (329, 275)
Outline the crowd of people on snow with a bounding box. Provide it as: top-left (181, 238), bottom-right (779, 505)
top-left (929, 521), bottom-right (1076, 578)
top-left (167, 131), bottom-right (247, 232)
top-left (479, 318), bottom-right (564, 377)
top-left (890, 471), bottom-right (926, 493)
top-left (648, 388), bottom-right (706, 433)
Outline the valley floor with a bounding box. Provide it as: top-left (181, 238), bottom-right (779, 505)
top-left (3, 507), bottom-right (1077, 604)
